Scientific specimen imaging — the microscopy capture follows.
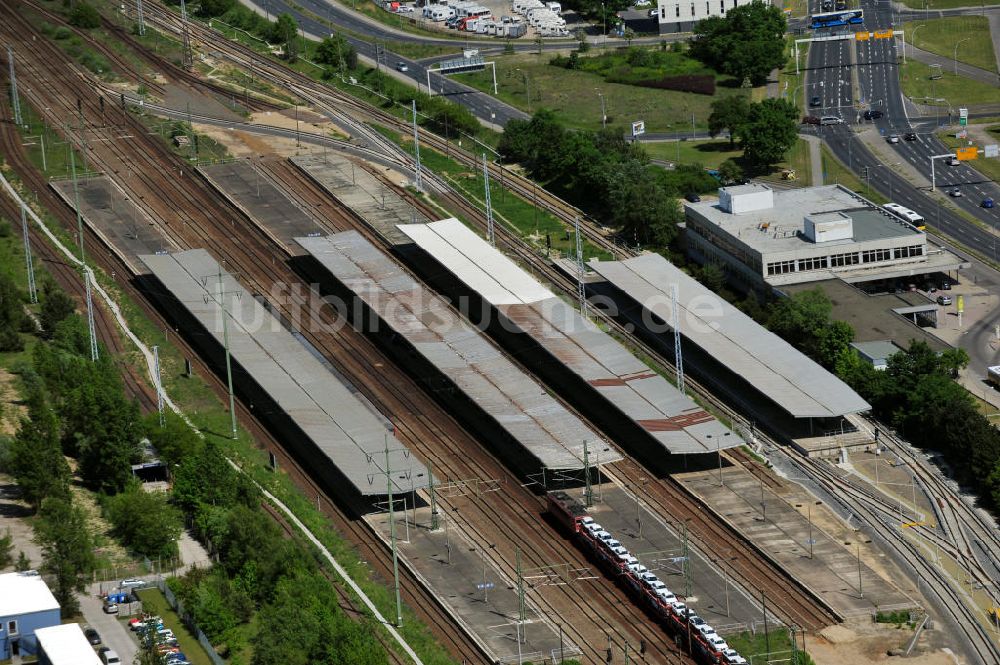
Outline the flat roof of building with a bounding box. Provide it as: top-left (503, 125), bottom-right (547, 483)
top-left (398, 219), bottom-right (739, 455)
top-left (589, 253), bottom-right (871, 419)
top-left (687, 185), bottom-right (922, 253)
top-left (35, 624), bottom-right (102, 665)
top-left (140, 250), bottom-right (431, 496)
top-left (0, 572), bottom-right (59, 617)
top-left (297, 231), bottom-right (618, 470)
top-left (850, 340), bottom-right (903, 363)
top-left (781, 280), bottom-right (949, 352)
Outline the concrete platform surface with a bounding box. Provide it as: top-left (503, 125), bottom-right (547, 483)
top-left (678, 466), bottom-right (916, 619)
top-left (199, 161), bottom-right (323, 251)
top-left (50, 176), bottom-right (177, 274)
top-left (291, 154), bottom-right (428, 245)
top-left (366, 506), bottom-right (580, 665)
top-left (569, 483), bottom-right (771, 634)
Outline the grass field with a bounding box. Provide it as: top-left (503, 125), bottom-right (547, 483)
top-left (644, 137), bottom-right (812, 185)
top-left (821, 144), bottom-right (890, 203)
top-left (897, 0), bottom-right (1000, 9)
top-left (454, 52), bottom-right (759, 133)
top-left (900, 60), bottom-right (1000, 108)
top-left (936, 126), bottom-right (1000, 185)
top-left (903, 16), bottom-right (998, 73)
top-left (135, 588), bottom-right (214, 665)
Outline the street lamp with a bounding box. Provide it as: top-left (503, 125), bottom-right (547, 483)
top-left (596, 90), bottom-right (606, 128)
top-left (954, 37), bottom-right (971, 75)
top-left (911, 23), bottom-right (926, 51)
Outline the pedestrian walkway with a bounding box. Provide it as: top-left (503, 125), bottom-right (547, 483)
top-left (802, 133), bottom-right (824, 186)
top-left (905, 42), bottom-right (999, 87)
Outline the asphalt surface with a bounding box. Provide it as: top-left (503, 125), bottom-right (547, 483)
top-left (803, 0), bottom-right (1000, 244)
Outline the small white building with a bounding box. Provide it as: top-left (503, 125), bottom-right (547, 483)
top-left (0, 572), bottom-right (61, 659)
top-left (657, 0), bottom-right (753, 32)
top-left (36, 624), bottom-right (103, 665)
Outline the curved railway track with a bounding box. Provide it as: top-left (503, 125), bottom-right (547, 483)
top-left (0, 8), bottom-right (711, 662)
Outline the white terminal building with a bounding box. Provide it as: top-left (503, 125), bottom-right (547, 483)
top-left (684, 183), bottom-right (967, 291)
top-left (657, 0), bottom-right (752, 32)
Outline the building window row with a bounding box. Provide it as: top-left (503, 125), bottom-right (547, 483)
top-left (766, 260), bottom-right (797, 275)
top-left (862, 248), bottom-right (893, 263)
top-left (798, 256), bottom-right (828, 271)
top-left (894, 245), bottom-right (924, 259)
top-left (829, 252), bottom-right (860, 267)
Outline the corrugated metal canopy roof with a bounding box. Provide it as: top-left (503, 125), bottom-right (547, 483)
top-left (297, 231), bottom-right (618, 470)
top-left (140, 250), bottom-right (431, 496)
top-left (35, 625), bottom-right (102, 665)
top-left (398, 220), bottom-right (738, 455)
top-left (588, 253), bottom-right (871, 418)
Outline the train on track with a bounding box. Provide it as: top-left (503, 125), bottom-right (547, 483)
top-left (547, 492), bottom-right (748, 665)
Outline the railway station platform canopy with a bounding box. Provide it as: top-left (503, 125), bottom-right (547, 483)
top-left (297, 231), bottom-right (618, 471)
top-left (588, 253), bottom-right (871, 419)
top-left (398, 218), bottom-right (739, 456)
top-left (140, 249), bottom-right (431, 496)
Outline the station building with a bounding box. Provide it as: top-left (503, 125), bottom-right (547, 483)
top-left (683, 184), bottom-right (966, 293)
top-left (657, 0), bottom-right (753, 32)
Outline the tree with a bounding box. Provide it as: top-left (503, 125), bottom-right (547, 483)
top-left (717, 158), bottom-right (744, 185)
top-left (14, 551), bottom-right (31, 572)
top-left (197, 0), bottom-right (235, 17)
top-left (272, 13), bottom-right (300, 61)
top-left (708, 96), bottom-right (750, 148)
top-left (689, 0), bottom-right (786, 86)
top-left (143, 411), bottom-right (202, 466)
top-left (39, 282), bottom-right (76, 339)
top-left (0, 271), bottom-right (25, 352)
top-left (0, 529), bottom-right (13, 570)
top-left (6, 391), bottom-right (72, 511)
top-left (737, 98), bottom-right (798, 170)
top-left (315, 35), bottom-right (356, 71)
top-left (105, 482), bottom-right (183, 560)
top-left (68, 1), bottom-right (101, 29)
top-left (35, 497), bottom-right (95, 616)
top-left (698, 263), bottom-right (726, 293)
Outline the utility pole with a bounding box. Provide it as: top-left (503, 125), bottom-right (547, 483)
top-left (682, 521), bottom-right (691, 598)
top-left (212, 264), bottom-right (239, 439)
top-left (84, 271), bottom-right (100, 362)
top-left (7, 47), bottom-right (22, 127)
top-left (856, 543), bottom-right (864, 598)
top-left (136, 0), bottom-right (146, 36)
top-left (20, 204), bottom-right (37, 304)
top-left (179, 0), bottom-right (194, 70)
top-left (153, 345), bottom-right (165, 427)
top-left (428, 459), bottom-right (439, 531)
top-left (671, 284), bottom-right (684, 391)
top-left (789, 625), bottom-right (799, 665)
top-left (575, 217), bottom-right (587, 315)
top-left (412, 100), bottom-right (422, 190)
top-left (583, 440), bottom-right (593, 507)
top-left (516, 546), bottom-right (526, 623)
top-left (385, 435), bottom-right (403, 627)
top-left (483, 153), bottom-right (494, 246)
top-left (762, 589), bottom-right (771, 660)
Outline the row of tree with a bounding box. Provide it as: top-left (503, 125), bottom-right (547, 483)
top-left (763, 288), bottom-right (1000, 510)
top-left (708, 95), bottom-right (800, 172)
top-left (689, 0), bottom-right (788, 86)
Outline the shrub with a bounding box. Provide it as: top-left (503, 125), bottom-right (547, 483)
top-left (634, 74), bottom-right (716, 95)
top-left (68, 2), bottom-right (101, 29)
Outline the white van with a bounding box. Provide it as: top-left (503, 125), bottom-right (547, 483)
top-left (430, 6), bottom-right (454, 20)
top-left (546, 1), bottom-right (561, 12)
top-left (100, 650), bottom-right (121, 665)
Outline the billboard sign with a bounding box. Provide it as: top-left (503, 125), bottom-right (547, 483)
top-left (631, 120), bottom-right (646, 137)
top-left (956, 146), bottom-right (978, 161)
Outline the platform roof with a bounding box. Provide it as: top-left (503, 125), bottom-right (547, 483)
top-left (398, 219), bottom-right (738, 455)
top-left (588, 253), bottom-right (871, 419)
top-left (298, 232), bottom-right (618, 470)
top-left (140, 250), bottom-right (430, 496)
top-left (35, 624), bottom-right (102, 665)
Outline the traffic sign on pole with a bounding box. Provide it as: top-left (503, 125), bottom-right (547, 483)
top-left (985, 144), bottom-right (999, 159)
top-left (959, 107), bottom-right (968, 126)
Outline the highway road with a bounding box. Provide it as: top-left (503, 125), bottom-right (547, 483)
top-left (803, 0), bottom-right (1000, 233)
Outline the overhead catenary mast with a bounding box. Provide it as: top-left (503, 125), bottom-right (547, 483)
top-left (7, 46), bottom-right (22, 127)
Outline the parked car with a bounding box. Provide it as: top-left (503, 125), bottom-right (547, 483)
top-left (685, 192), bottom-right (701, 203)
top-left (103, 602), bottom-right (118, 614)
top-left (100, 649), bottom-right (121, 665)
top-left (398, 4), bottom-right (415, 11)
top-left (949, 187), bottom-right (962, 197)
top-left (395, 61), bottom-right (408, 72)
top-left (648, 7), bottom-right (659, 16)
top-left (120, 578), bottom-right (145, 589)
top-left (983, 197), bottom-right (995, 209)
top-left (721, 649), bottom-right (748, 664)
top-left (809, 95), bottom-right (821, 107)
top-left (886, 134), bottom-right (900, 144)
top-left (84, 627), bottom-right (102, 645)
top-left (940, 280), bottom-right (951, 290)
top-left (937, 295), bottom-right (952, 306)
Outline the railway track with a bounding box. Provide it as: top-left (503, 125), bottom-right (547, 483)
top-left (0, 9), bottom-right (716, 663)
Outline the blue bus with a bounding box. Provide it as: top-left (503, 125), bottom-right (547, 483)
top-left (810, 9), bottom-right (863, 28)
